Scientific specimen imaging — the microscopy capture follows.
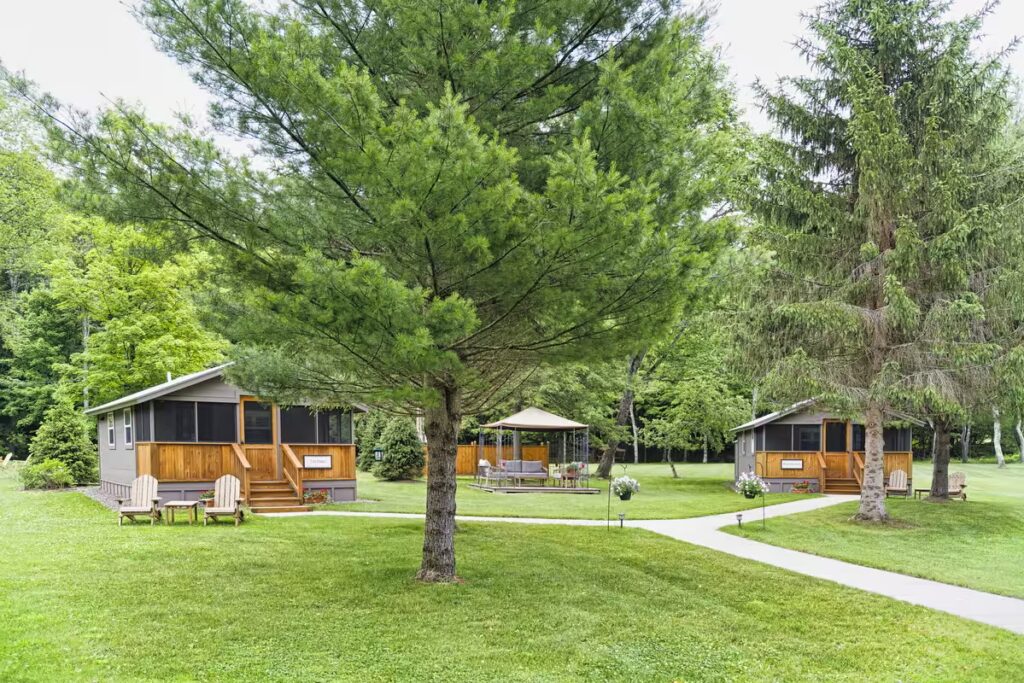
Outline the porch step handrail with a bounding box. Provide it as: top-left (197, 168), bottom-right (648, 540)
top-left (282, 444), bottom-right (304, 501)
top-left (816, 452), bottom-right (827, 493)
top-left (852, 451), bottom-right (864, 489)
top-left (230, 443), bottom-right (252, 503)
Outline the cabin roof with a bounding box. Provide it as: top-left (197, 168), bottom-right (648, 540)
top-left (731, 398), bottom-right (925, 432)
top-left (84, 364), bottom-right (235, 416)
top-left (84, 362), bottom-right (368, 416)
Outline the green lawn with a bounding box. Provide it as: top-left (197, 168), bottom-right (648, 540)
top-left (727, 462), bottom-right (1024, 598)
top-left (326, 463), bottom-right (812, 520)
top-left (1, 471), bottom-right (1023, 681)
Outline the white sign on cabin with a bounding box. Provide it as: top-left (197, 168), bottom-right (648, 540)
top-left (303, 455), bottom-right (332, 469)
top-left (780, 459), bottom-right (804, 470)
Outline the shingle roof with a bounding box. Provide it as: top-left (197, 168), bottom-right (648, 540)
top-left (84, 364), bottom-right (234, 415)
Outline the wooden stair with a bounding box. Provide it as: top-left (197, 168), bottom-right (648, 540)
top-left (247, 480), bottom-right (310, 513)
top-left (823, 477), bottom-right (861, 494)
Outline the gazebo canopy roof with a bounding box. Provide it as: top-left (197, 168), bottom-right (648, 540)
top-left (482, 407), bottom-right (587, 431)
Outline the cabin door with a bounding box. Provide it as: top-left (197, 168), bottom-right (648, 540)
top-left (823, 420), bottom-right (850, 478)
top-left (240, 397), bottom-right (279, 480)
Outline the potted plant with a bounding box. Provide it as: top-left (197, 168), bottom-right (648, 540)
top-left (737, 472), bottom-right (768, 499)
top-left (611, 475), bottom-right (640, 500)
top-left (563, 462), bottom-right (580, 479)
top-left (198, 490), bottom-right (215, 503)
top-left (303, 489), bottom-right (331, 505)
top-left (791, 480), bottom-right (811, 494)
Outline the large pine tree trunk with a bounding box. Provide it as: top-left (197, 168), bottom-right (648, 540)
top-left (960, 423), bottom-right (971, 462)
top-left (417, 377), bottom-right (461, 583)
top-left (992, 406), bottom-right (1006, 468)
top-left (596, 352), bottom-right (646, 478)
top-left (929, 418), bottom-right (951, 499)
top-left (855, 402), bottom-right (888, 521)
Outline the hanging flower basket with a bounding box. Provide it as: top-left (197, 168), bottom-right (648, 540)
top-left (611, 476), bottom-right (640, 501)
top-left (736, 471), bottom-right (768, 498)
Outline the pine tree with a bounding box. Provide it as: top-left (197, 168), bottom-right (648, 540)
top-left (745, 0), bottom-right (1021, 520)
top-left (28, 398), bottom-right (96, 484)
top-left (18, 1), bottom-right (740, 579)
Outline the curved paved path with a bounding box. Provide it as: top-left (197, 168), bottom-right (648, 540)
top-left (264, 496), bottom-right (1024, 636)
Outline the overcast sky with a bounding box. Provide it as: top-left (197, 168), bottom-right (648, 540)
top-left (2, 0), bottom-right (1022, 135)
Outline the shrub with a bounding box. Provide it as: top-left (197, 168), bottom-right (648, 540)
top-left (19, 458), bottom-right (76, 490)
top-left (355, 410), bottom-right (390, 472)
top-left (28, 401), bottom-right (97, 484)
top-left (371, 417), bottom-right (425, 481)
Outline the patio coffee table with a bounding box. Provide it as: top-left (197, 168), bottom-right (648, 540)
top-left (164, 500), bottom-right (200, 525)
top-left (913, 488), bottom-right (931, 500)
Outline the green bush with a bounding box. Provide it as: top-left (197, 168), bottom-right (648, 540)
top-left (28, 401), bottom-right (97, 484)
top-left (371, 416), bottom-right (425, 481)
top-left (19, 458), bottom-right (76, 490)
top-left (355, 410), bottom-right (390, 472)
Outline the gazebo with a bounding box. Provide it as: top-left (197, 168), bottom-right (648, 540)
top-left (472, 407), bottom-right (597, 494)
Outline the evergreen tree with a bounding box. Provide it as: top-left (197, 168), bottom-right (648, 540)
top-left (744, 0), bottom-right (1021, 519)
top-left (28, 398), bottom-right (96, 484)
top-left (21, 1), bottom-right (740, 579)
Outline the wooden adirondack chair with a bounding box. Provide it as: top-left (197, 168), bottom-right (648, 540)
top-left (117, 475), bottom-right (162, 526)
top-left (1, 452), bottom-right (13, 469)
top-left (948, 471), bottom-right (967, 501)
top-left (885, 469), bottom-right (909, 498)
top-left (204, 474), bottom-right (245, 526)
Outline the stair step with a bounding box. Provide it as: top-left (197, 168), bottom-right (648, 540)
top-left (251, 480), bottom-right (288, 487)
top-left (248, 496), bottom-right (303, 504)
top-left (250, 505), bottom-right (311, 514)
top-left (249, 487), bottom-right (294, 495)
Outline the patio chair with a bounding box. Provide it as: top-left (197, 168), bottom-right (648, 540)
top-left (117, 475), bottom-right (162, 526)
top-left (948, 471), bottom-right (967, 501)
top-left (885, 469), bottom-right (909, 498)
top-left (203, 474), bottom-right (246, 526)
top-left (477, 460), bottom-right (508, 486)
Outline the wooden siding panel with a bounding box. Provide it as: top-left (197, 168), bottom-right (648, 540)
top-left (287, 444), bottom-right (356, 480)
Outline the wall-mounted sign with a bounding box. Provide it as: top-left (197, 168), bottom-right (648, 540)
top-left (303, 454), bottom-right (332, 469)
top-left (780, 459), bottom-right (804, 470)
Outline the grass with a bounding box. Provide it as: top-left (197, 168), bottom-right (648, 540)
top-left (727, 462), bottom-right (1024, 598)
top-left (1, 470), bottom-right (1023, 681)
top-left (324, 463), bottom-right (812, 520)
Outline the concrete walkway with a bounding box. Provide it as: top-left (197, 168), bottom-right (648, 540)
top-left (264, 497), bottom-right (1024, 636)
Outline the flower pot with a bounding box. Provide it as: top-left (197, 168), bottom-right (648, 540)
top-left (743, 490), bottom-right (757, 499)
top-left (618, 491), bottom-right (632, 501)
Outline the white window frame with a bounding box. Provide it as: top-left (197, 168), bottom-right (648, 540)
top-left (107, 412), bottom-right (116, 448)
top-left (123, 408), bottom-right (133, 447)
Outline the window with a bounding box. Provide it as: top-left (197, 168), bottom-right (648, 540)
top-left (317, 409), bottom-right (352, 444)
top-left (764, 424), bottom-right (793, 451)
top-left (123, 408), bottom-right (133, 447)
top-left (794, 425), bottom-right (821, 452)
top-left (197, 402), bottom-right (237, 442)
top-left (281, 407), bottom-right (317, 443)
top-left (154, 400), bottom-right (197, 442)
top-left (135, 404), bottom-right (151, 442)
top-left (107, 412), bottom-right (115, 448)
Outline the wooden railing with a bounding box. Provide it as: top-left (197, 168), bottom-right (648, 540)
top-left (230, 443), bottom-right (252, 504)
top-left (816, 452), bottom-right (827, 493)
top-left (282, 444), bottom-right (304, 500)
top-left (852, 451), bottom-right (864, 488)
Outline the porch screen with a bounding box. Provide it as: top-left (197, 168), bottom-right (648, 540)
top-left (154, 400), bottom-right (197, 442)
top-left (318, 410), bottom-right (352, 444)
top-left (197, 402), bottom-right (236, 442)
top-left (281, 407), bottom-right (317, 443)
top-left (764, 424), bottom-right (792, 451)
top-left (884, 427), bottom-right (910, 451)
top-left (134, 403), bottom-right (151, 442)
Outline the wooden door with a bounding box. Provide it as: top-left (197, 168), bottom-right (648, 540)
top-left (822, 420), bottom-right (850, 477)
top-left (240, 397), bottom-right (278, 480)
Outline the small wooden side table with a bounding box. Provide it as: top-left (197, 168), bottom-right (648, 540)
top-left (164, 500), bottom-right (200, 525)
top-left (913, 488), bottom-right (931, 500)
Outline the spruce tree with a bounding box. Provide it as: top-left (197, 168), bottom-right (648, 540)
top-left (745, 0), bottom-right (1021, 519)
top-left (28, 398), bottom-right (96, 484)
